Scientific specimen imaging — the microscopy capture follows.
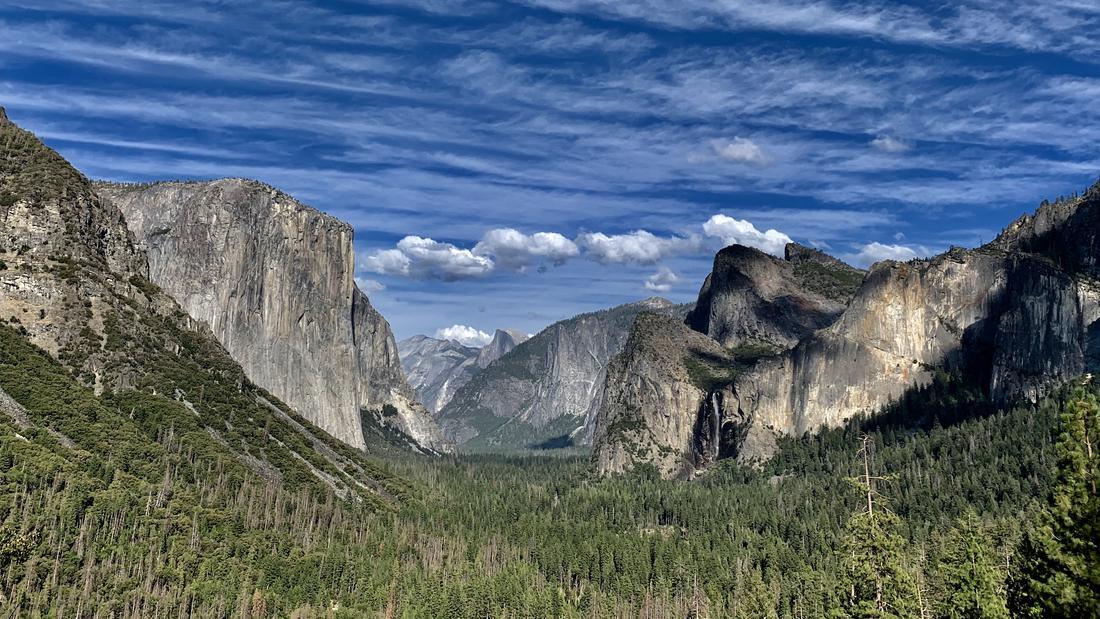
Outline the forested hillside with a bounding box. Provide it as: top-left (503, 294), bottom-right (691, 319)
top-left (3, 328), bottom-right (1095, 616)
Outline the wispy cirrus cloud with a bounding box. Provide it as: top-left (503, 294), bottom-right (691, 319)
top-left (514, 0), bottom-right (1100, 60)
top-left (3, 0), bottom-right (1097, 337)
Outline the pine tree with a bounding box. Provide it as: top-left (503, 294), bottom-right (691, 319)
top-left (834, 435), bottom-right (919, 619)
top-left (931, 512), bottom-right (1008, 618)
top-left (734, 566), bottom-right (778, 619)
top-left (1009, 387), bottom-right (1100, 618)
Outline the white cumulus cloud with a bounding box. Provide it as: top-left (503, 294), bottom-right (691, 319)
top-left (435, 324), bottom-right (494, 347)
top-left (644, 267), bottom-right (681, 293)
top-left (577, 230), bottom-right (702, 265)
top-left (473, 228), bottom-right (579, 270)
top-left (363, 236), bottom-right (494, 280)
top-left (362, 248), bottom-right (411, 276)
top-left (846, 241), bottom-right (931, 267)
top-left (702, 215), bottom-right (793, 256)
top-left (871, 135), bottom-right (910, 153)
top-left (710, 137), bottom-right (770, 165)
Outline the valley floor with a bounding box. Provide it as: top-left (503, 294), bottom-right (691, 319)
top-left (1, 350), bottom-right (1095, 617)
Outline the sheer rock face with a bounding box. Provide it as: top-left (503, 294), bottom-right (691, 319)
top-left (95, 179), bottom-right (446, 452)
top-left (594, 195), bottom-right (1100, 478)
top-left (685, 244), bottom-right (858, 349)
top-left (593, 313), bottom-right (740, 479)
top-left (399, 329), bottom-right (528, 414)
top-left (729, 188), bottom-right (1100, 464)
top-left (0, 110), bottom-right (421, 498)
top-left (438, 298), bottom-right (688, 451)
top-left (592, 245), bottom-right (856, 479)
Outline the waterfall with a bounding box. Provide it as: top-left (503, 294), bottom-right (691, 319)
top-left (709, 392), bottom-right (721, 461)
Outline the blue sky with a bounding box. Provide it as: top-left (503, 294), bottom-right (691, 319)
top-left (3, 1), bottom-right (1099, 344)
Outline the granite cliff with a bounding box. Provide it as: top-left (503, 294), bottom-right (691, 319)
top-left (593, 313), bottom-right (740, 479)
top-left (594, 186), bottom-right (1100, 478)
top-left (0, 107), bottom-right (414, 500)
top-left (399, 328), bottom-right (527, 414)
top-left (477, 328), bottom-right (528, 368)
top-left (594, 244), bottom-right (862, 477)
top-left (439, 298), bottom-right (689, 451)
top-left (95, 179), bottom-right (446, 452)
top-left (685, 243), bottom-right (861, 349)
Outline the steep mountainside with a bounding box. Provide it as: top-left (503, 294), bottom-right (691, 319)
top-left (685, 243), bottom-right (862, 349)
top-left (399, 328), bottom-right (527, 413)
top-left (439, 298), bottom-right (689, 451)
top-left (593, 244), bottom-right (861, 478)
top-left (730, 190), bottom-right (1099, 462)
top-left (0, 107), bottom-right (413, 503)
top-left (594, 187), bottom-right (1100, 477)
top-left (593, 313), bottom-right (740, 479)
top-left (95, 180), bottom-right (445, 452)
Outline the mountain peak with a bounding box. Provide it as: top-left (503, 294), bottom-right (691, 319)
top-left (686, 240), bottom-right (853, 349)
top-left (715, 243), bottom-right (774, 262)
top-left (476, 328), bottom-right (528, 369)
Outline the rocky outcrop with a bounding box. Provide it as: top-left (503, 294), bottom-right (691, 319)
top-left (592, 245), bottom-right (858, 478)
top-left (0, 106), bottom-right (150, 387)
top-left (95, 179), bottom-right (446, 452)
top-left (594, 186), bottom-right (1100, 477)
top-left (593, 313), bottom-right (744, 479)
top-left (729, 186), bottom-right (1100, 462)
top-left (399, 328), bottom-right (528, 414)
top-left (439, 298), bottom-right (689, 451)
top-left (685, 243), bottom-right (861, 349)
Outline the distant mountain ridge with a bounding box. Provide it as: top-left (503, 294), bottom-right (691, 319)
top-left (398, 328), bottom-right (528, 414)
top-left (437, 297), bottom-right (691, 452)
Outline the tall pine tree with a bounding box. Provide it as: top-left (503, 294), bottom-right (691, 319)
top-left (931, 512), bottom-right (1008, 618)
top-left (834, 435), bottom-right (920, 619)
top-left (1009, 386), bottom-right (1100, 617)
